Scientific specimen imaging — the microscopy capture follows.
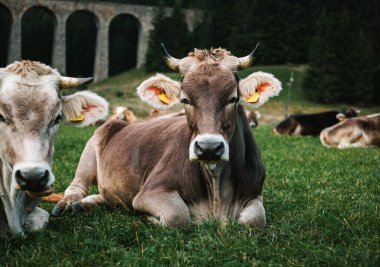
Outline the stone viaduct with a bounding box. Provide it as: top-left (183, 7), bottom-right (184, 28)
top-left (0, 0), bottom-right (200, 81)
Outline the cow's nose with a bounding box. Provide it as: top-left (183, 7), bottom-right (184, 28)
top-left (194, 141), bottom-right (225, 161)
top-left (15, 168), bottom-right (49, 192)
top-left (322, 132), bottom-right (331, 145)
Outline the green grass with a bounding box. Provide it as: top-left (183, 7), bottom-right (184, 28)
top-left (0, 124), bottom-right (379, 266)
top-left (1, 66), bottom-right (379, 265)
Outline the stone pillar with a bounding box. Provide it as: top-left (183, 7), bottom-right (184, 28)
top-left (52, 14), bottom-right (67, 74)
top-left (8, 12), bottom-right (21, 63)
top-left (136, 26), bottom-right (149, 69)
top-left (94, 18), bottom-right (109, 81)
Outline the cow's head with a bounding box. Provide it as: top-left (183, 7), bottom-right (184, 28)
top-left (0, 61), bottom-right (108, 197)
top-left (110, 106), bottom-right (128, 120)
top-left (138, 44), bottom-right (281, 162)
top-left (336, 108), bottom-right (361, 122)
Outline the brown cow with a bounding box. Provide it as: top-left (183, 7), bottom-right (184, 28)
top-left (0, 61), bottom-right (108, 236)
top-left (109, 106), bottom-right (138, 123)
top-left (245, 110), bottom-right (261, 128)
top-left (320, 113), bottom-right (380, 148)
top-left (273, 109), bottom-right (360, 136)
top-left (53, 44), bottom-right (282, 228)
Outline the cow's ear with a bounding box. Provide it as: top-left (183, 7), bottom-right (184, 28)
top-left (137, 73), bottom-right (180, 110)
top-left (239, 71), bottom-right (282, 107)
top-left (62, 91), bottom-right (109, 127)
top-left (336, 113), bottom-right (346, 121)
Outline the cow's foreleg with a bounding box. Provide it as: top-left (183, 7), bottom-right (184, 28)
top-left (0, 184), bottom-right (25, 237)
top-left (132, 190), bottom-right (190, 227)
top-left (23, 207), bottom-right (49, 232)
top-left (71, 194), bottom-right (106, 212)
top-left (52, 137), bottom-right (97, 216)
top-left (238, 195), bottom-right (266, 228)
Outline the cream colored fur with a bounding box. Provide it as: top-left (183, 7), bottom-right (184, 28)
top-left (62, 91), bottom-right (109, 127)
top-left (0, 61), bottom-right (108, 236)
top-left (137, 73), bottom-right (181, 110)
top-left (239, 71), bottom-right (282, 108)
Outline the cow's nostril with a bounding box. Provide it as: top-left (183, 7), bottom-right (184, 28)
top-left (194, 141), bottom-right (225, 160)
top-left (14, 168), bottom-right (50, 192)
top-left (214, 142), bottom-right (225, 156)
top-left (40, 170), bottom-right (49, 187)
top-left (194, 141), bottom-right (204, 155)
top-left (15, 170), bottom-right (27, 188)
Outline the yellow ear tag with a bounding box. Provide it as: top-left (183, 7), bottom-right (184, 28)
top-left (158, 92), bottom-right (171, 104)
top-left (69, 113), bottom-right (84, 122)
top-left (247, 91), bottom-right (260, 103)
top-left (246, 83), bottom-right (270, 103)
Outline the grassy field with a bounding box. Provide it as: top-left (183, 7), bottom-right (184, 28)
top-left (0, 66), bottom-right (379, 266)
top-left (0, 125), bottom-right (379, 266)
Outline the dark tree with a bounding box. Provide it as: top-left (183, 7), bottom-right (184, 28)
top-left (145, 0), bottom-right (191, 72)
top-left (304, 6), bottom-right (376, 104)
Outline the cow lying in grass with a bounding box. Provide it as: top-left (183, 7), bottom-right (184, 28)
top-left (273, 109), bottom-right (359, 136)
top-left (109, 106), bottom-right (138, 123)
top-left (53, 44), bottom-right (281, 228)
top-left (245, 110), bottom-right (261, 128)
top-left (0, 61), bottom-right (108, 237)
top-left (320, 113), bottom-right (380, 148)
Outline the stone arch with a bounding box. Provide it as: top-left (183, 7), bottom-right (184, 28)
top-left (21, 6), bottom-right (56, 65)
top-left (66, 10), bottom-right (98, 77)
top-left (0, 3), bottom-right (12, 67)
top-left (108, 14), bottom-right (140, 76)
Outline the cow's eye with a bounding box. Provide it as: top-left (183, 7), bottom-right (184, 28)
top-left (53, 115), bottom-right (63, 125)
top-left (180, 98), bottom-right (191, 105)
top-left (228, 97), bottom-right (238, 104)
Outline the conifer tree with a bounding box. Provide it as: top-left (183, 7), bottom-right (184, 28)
top-left (145, 2), bottom-right (166, 72)
top-left (145, 0), bottom-right (191, 72)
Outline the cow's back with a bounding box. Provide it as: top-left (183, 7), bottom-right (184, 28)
top-left (295, 111), bottom-right (339, 136)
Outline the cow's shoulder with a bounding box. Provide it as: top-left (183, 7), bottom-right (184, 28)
top-left (94, 119), bottom-right (129, 148)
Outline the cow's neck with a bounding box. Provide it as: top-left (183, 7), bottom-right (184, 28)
top-left (0, 158), bottom-right (27, 234)
top-left (204, 163), bottom-right (222, 216)
top-left (202, 106), bottom-right (248, 217)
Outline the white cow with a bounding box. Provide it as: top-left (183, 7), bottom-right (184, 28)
top-left (0, 61), bottom-right (108, 237)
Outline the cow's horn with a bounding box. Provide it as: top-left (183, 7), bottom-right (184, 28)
top-left (59, 77), bottom-right (93, 89)
top-left (161, 43), bottom-right (179, 71)
top-left (238, 43), bottom-right (260, 70)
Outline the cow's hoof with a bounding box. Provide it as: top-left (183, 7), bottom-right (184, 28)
top-left (72, 202), bottom-right (83, 212)
top-left (51, 206), bottom-right (64, 217)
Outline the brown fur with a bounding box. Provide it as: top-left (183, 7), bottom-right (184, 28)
top-left (321, 114), bottom-right (380, 148)
top-left (0, 60), bottom-right (108, 236)
top-left (54, 51), bottom-right (271, 228)
top-left (188, 48), bottom-right (231, 62)
top-left (5, 61), bottom-right (55, 82)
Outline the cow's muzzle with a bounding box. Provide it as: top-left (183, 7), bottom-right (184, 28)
top-left (189, 134), bottom-right (229, 162)
top-left (320, 130), bottom-right (334, 147)
top-left (14, 165), bottom-right (54, 196)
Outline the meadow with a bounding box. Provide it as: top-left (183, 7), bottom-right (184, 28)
top-left (0, 66), bottom-right (379, 266)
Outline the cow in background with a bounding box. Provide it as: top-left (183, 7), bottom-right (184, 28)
top-left (245, 110), bottom-right (261, 128)
top-left (109, 106), bottom-right (138, 123)
top-left (273, 109), bottom-right (359, 136)
top-left (320, 113), bottom-right (380, 148)
top-left (0, 61), bottom-right (108, 237)
top-left (53, 44), bottom-right (282, 228)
